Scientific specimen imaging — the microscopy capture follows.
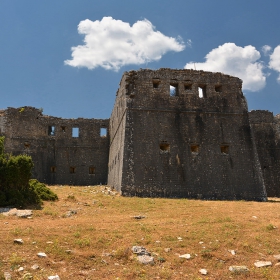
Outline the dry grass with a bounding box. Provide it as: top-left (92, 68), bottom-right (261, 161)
top-left (1, 186), bottom-right (280, 279)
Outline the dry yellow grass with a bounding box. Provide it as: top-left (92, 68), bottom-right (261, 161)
top-left (1, 186), bottom-right (280, 279)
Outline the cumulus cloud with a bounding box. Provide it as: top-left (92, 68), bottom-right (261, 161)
top-left (262, 45), bottom-right (272, 56)
top-left (184, 43), bottom-right (266, 92)
top-left (269, 45), bottom-right (280, 82)
top-left (65, 17), bottom-right (185, 71)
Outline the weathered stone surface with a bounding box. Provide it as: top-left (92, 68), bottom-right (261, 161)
top-left (48, 275), bottom-right (60, 280)
top-left (229, 266), bottom-right (249, 273)
top-left (273, 254), bottom-right (280, 261)
top-left (14, 238), bottom-right (24, 244)
top-left (199, 269), bottom-right (208, 275)
top-left (131, 246), bottom-right (150, 256)
top-left (179, 254), bottom-right (191, 259)
top-left (254, 261), bottom-right (272, 268)
top-left (37, 252), bottom-right (47, 258)
top-left (2, 208), bottom-right (32, 218)
top-left (137, 255), bottom-right (154, 265)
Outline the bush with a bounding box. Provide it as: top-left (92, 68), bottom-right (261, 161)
top-left (29, 179), bottom-right (58, 201)
top-left (0, 136), bottom-right (58, 208)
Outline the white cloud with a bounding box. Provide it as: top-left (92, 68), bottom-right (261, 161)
top-left (262, 45), bottom-right (272, 56)
top-left (184, 43), bottom-right (266, 92)
top-left (65, 17), bottom-right (185, 71)
top-left (269, 45), bottom-right (280, 82)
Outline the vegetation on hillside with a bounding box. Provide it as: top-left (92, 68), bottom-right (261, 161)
top-left (0, 136), bottom-right (57, 208)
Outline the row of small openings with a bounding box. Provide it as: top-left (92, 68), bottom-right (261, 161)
top-left (50, 166), bottom-right (96, 174)
top-left (159, 143), bottom-right (229, 154)
top-left (153, 80), bottom-right (222, 99)
top-left (48, 126), bottom-right (107, 137)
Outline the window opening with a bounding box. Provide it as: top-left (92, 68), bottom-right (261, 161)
top-left (221, 145), bottom-right (229, 154)
top-left (191, 145), bottom-right (199, 153)
top-left (70, 166), bottom-right (76, 174)
top-left (24, 142), bottom-right (30, 149)
top-left (100, 127), bottom-right (107, 137)
top-left (198, 86), bottom-right (206, 98)
top-left (89, 166), bottom-right (95, 174)
top-left (160, 142), bottom-right (170, 153)
top-left (170, 84), bottom-right (178, 97)
top-left (48, 126), bottom-right (55, 136)
top-left (215, 85), bottom-right (222, 92)
top-left (184, 84), bottom-right (192, 90)
top-left (61, 126), bottom-right (66, 132)
top-left (50, 166), bottom-right (56, 173)
top-left (153, 79), bottom-right (160, 88)
top-left (72, 127), bottom-right (79, 137)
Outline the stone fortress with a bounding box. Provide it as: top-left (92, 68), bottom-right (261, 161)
top-left (0, 69), bottom-right (279, 200)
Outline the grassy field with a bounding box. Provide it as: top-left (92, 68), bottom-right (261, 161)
top-left (1, 186), bottom-right (280, 279)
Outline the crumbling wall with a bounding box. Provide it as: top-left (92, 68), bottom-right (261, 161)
top-left (2, 107), bottom-right (109, 185)
top-left (249, 110), bottom-right (280, 197)
top-left (109, 69), bottom-right (267, 201)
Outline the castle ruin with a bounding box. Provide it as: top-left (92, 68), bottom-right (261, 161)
top-left (1, 69), bottom-right (279, 200)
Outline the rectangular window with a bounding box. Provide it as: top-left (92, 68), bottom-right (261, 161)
top-left (61, 126), bottom-right (66, 132)
top-left (48, 126), bottom-right (55, 136)
top-left (160, 142), bottom-right (170, 153)
top-left (184, 84), bottom-right (192, 90)
top-left (215, 85), bottom-right (222, 92)
top-left (50, 166), bottom-right (56, 173)
top-left (170, 83), bottom-right (178, 97)
top-left (70, 166), bottom-right (76, 174)
top-left (221, 145), bottom-right (229, 154)
top-left (89, 166), bottom-right (95, 174)
top-left (100, 127), bottom-right (107, 137)
top-left (24, 142), bottom-right (30, 149)
top-left (198, 85), bottom-right (206, 98)
top-left (72, 127), bottom-right (79, 137)
top-left (152, 79), bottom-right (160, 88)
top-left (191, 145), bottom-right (199, 153)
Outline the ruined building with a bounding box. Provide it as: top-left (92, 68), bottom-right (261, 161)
top-left (0, 69), bottom-right (279, 200)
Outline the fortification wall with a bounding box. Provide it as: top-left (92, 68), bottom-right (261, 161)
top-left (2, 107), bottom-right (109, 185)
top-left (109, 69), bottom-right (267, 200)
top-left (249, 110), bottom-right (280, 197)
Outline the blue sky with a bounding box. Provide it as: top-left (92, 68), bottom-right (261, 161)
top-left (1, 0), bottom-right (280, 119)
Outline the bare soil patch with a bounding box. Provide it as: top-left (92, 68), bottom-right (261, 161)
top-left (1, 186), bottom-right (280, 279)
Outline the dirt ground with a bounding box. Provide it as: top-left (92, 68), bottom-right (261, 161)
top-left (1, 186), bottom-right (280, 279)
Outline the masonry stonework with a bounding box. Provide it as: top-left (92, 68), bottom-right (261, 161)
top-left (1, 68), bottom-right (279, 200)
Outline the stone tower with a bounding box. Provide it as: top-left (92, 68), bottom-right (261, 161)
top-left (108, 69), bottom-right (267, 201)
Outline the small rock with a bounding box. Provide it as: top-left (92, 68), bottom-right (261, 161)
top-left (254, 261), bottom-right (272, 268)
top-left (252, 216), bottom-right (257, 219)
top-left (4, 272), bottom-right (11, 280)
top-left (155, 240), bottom-right (160, 243)
top-left (199, 269), bottom-right (207, 275)
top-left (199, 241), bottom-right (204, 244)
top-left (31, 264), bottom-right (40, 270)
top-left (48, 276), bottom-right (60, 280)
top-left (137, 255), bottom-right (154, 265)
top-left (164, 248), bottom-right (171, 252)
top-left (275, 262), bottom-right (280, 267)
top-left (14, 238), bottom-right (24, 244)
top-left (132, 246), bottom-right (150, 256)
top-left (228, 249), bottom-right (236, 255)
top-left (65, 250), bottom-right (72, 254)
top-left (132, 215), bottom-right (145, 219)
top-left (229, 266), bottom-right (249, 273)
top-left (65, 210), bottom-right (77, 217)
top-left (37, 252), bottom-right (47, 258)
top-left (177, 237), bottom-right (183, 241)
top-left (18, 267), bottom-right (24, 272)
top-left (179, 254), bottom-right (191, 259)
top-left (16, 209), bottom-right (33, 218)
top-left (46, 241), bottom-right (53, 244)
top-left (273, 254), bottom-right (280, 261)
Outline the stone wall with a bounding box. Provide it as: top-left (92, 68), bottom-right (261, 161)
top-left (108, 69), bottom-right (267, 200)
top-left (249, 110), bottom-right (280, 197)
top-left (1, 107), bottom-right (109, 185)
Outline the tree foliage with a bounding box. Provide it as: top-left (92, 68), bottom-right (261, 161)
top-left (0, 136), bottom-right (58, 208)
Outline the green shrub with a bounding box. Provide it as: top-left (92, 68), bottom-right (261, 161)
top-left (0, 136), bottom-right (57, 208)
top-left (29, 179), bottom-right (58, 201)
